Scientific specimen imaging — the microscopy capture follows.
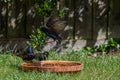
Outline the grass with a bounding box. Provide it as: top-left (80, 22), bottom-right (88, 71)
top-left (0, 52), bottom-right (120, 80)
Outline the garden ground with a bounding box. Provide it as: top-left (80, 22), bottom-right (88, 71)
top-left (0, 51), bottom-right (120, 80)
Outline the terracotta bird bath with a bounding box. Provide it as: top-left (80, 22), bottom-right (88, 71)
top-left (21, 60), bottom-right (84, 73)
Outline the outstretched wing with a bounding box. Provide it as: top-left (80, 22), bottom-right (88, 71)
top-left (46, 14), bottom-right (66, 33)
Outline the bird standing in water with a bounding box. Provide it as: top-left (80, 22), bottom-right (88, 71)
top-left (17, 46), bottom-right (49, 61)
top-left (17, 46), bottom-right (35, 61)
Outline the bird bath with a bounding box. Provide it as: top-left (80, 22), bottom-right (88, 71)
top-left (21, 60), bottom-right (83, 73)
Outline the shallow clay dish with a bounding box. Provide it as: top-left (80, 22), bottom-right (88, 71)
top-left (21, 60), bottom-right (84, 73)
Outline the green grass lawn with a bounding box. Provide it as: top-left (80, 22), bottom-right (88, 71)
top-left (0, 52), bottom-right (120, 80)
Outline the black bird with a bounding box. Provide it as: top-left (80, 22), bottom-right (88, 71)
top-left (17, 46), bottom-right (49, 61)
top-left (35, 51), bottom-right (49, 61)
top-left (17, 46), bottom-right (35, 61)
top-left (25, 46), bottom-right (34, 54)
top-left (40, 14), bottom-right (66, 43)
top-left (40, 27), bottom-right (62, 42)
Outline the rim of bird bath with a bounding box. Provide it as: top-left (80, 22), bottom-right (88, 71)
top-left (21, 60), bottom-right (84, 73)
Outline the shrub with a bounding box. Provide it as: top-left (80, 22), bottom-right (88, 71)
top-left (27, 28), bottom-right (47, 48)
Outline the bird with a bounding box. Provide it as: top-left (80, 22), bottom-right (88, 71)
top-left (17, 46), bottom-right (35, 61)
top-left (40, 27), bottom-right (62, 43)
top-left (40, 13), bottom-right (66, 43)
top-left (17, 46), bottom-right (49, 61)
top-left (35, 51), bottom-right (49, 61)
top-left (46, 14), bottom-right (66, 33)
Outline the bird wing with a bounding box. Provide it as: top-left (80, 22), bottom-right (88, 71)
top-left (46, 14), bottom-right (66, 33)
top-left (51, 21), bottom-right (66, 33)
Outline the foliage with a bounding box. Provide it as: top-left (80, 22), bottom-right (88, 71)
top-left (98, 43), bottom-right (107, 52)
top-left (59, 9), bottom-right (66, 17)
top-left (107, 38), bottom-right (120, 49)
top-left (35, 0), bottom-right (66, 19)
top-left (27, 28), bottom-right (47, 48)
top-left (86, 46), bottom-right (98, 54)
top-left (35, 0), bottom-right (58, 17)
top-left (85, 38), bottom-right (120, 55)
